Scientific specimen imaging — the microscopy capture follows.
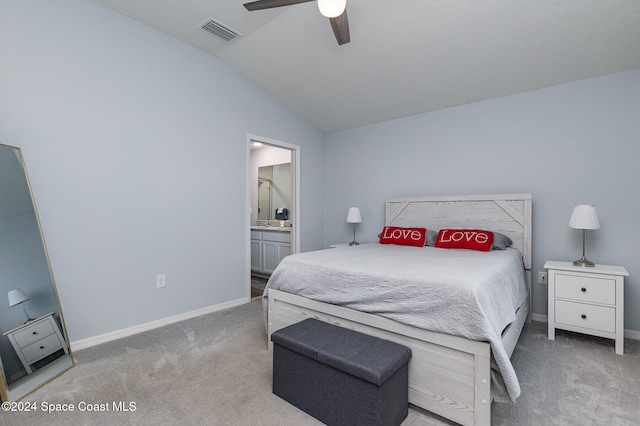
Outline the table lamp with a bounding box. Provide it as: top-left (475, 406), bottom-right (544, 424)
top-left (9, 288), bottom-right (36, 323)
top-left (346, 207), bottom-right (362, 246)
top-left (569, 204), bottom-right (600, 267)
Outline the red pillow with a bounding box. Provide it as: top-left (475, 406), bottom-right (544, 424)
top-left (379, 226), bottom-right (427, 247)
top-left (435, 229), bottom-right (494, 252)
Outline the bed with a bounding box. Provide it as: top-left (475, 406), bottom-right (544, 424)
top-left (263, 193), bottom-right (532, 426)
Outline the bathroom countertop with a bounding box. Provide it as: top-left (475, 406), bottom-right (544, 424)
top-left (251, 226), bottom-right (291, 232)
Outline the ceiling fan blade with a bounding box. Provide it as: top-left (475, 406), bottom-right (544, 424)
top-left (330, 9), bottom-right (350, 45)
top-left (244, 0), bottom-right (314, 11)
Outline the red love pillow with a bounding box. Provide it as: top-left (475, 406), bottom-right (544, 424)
top-left (435, 229), bottom-right (494, 252)
top-left (379, 226), bottom-right (427, 247)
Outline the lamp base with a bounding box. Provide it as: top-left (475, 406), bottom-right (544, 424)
top-left (349, 240), bottom-right (359, 246)
top-left (21, 304), bottom-right (35, 323)
top-left (573, 257), bottom-right (595, 267)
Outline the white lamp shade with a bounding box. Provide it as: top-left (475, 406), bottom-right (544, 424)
top-left (569, 205), bottom-right (600, 230)
top-left (346, 207), bottom-right (362, 223)
top-left (318, 0), bottom-right (346, 18)
top-left (8, 288), bottom-right (30, 307)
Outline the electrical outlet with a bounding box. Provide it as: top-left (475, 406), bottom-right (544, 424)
top-left (157, 274), bottom-right (166, 288)
top-left (538, 271), bottom-right (548, 285)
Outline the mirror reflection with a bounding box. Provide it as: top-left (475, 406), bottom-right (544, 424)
top-left (258, 163), bottom-right (291, 221)
top-left (249, 143), bottom-right (293, 227)
top-left (0, 143), bottom-right (73, 402)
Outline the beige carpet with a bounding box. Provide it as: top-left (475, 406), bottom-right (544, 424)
top-left (3, 298), bottom-right (638, 425)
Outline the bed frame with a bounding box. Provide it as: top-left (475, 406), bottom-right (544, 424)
top-left (267, 193), bottom-right (532, 425)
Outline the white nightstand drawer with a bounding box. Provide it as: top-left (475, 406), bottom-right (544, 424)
top-left (13, 320), bottom-right (56, 348)
top-left (21, 333), bottom-right (64, 364)
top-left (554, 273), bottom-right (616, 305)
top-left (555, 300), bottom-right (615, 333)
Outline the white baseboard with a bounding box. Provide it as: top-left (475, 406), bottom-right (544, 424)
top-left (531, 313), bottom-right (547, 323)
top-left (624, 328), bottom-right (640, 340)
top-left (529, 313), bottom-right (640, 340)
top-left (70, 297), bottom-right (248, 351)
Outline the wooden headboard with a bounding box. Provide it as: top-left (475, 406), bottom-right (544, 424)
top-left (385, 193), bottom-right (532, 270)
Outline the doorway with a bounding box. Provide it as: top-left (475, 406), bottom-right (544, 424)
top-left (246, 135), bottom-right (300, 300)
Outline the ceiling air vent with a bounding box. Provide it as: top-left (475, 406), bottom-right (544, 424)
top-left (200, 18), bottom-right (240, 42)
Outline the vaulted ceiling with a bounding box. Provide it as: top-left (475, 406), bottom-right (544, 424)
top-left (90, 0), bottom-right (640, 132)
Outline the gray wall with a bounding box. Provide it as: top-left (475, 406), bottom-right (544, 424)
top-left (323, 68), bottom-right (640, 331)
top-left (0, 0), bottom-right (324, 342)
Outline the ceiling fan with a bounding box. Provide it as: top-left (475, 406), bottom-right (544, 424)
top-left (243, 0), bottom-right (350, 45)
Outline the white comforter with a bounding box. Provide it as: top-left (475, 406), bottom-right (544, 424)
top-left (263, 243), bottom-right (528, 402)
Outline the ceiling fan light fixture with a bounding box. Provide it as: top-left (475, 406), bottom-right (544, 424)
top-left (318, 0), bottom-right (346, 18)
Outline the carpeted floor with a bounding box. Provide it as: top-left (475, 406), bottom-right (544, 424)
top-left (3, 298), bottom-right (638, 425)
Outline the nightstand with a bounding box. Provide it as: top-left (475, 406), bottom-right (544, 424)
top-left (3, 312), bottom-right (69, 374)
top-left (329, 243), bottom-right (352, 248)
top-left (545, 261), bottom-right (629, 355)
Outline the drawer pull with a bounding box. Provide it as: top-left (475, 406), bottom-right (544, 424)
top-left (40, 346), bottom-right (45, 349)
top-left (581, 314), bottom-right (587, 319)
top-left (581, 287), bottom-right (587, 292)
top-left (32, 331), bottom-right (38, 335)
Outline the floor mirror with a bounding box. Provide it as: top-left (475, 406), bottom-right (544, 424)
top-left (0, 143), bottom-right (74, 402)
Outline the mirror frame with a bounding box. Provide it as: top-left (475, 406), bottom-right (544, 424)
top-left (0, 143), bottom-right (74, 402)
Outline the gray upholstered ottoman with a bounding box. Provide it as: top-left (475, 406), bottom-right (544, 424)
top-left (271, 318), bottom-right (412, 426)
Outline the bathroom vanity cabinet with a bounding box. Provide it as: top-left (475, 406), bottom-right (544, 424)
top-left (251, 229), bottom-right (291, 275)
